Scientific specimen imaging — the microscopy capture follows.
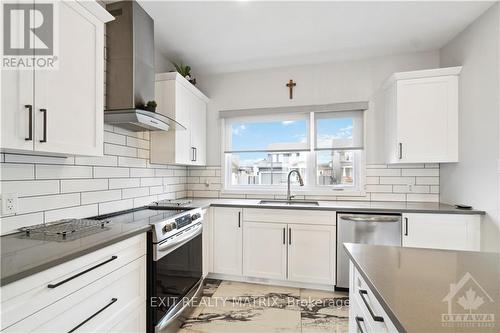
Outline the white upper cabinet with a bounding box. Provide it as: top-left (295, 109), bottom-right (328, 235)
top-left (0, 0), bottom-right (112, 156)
top-left (382, 67), bottom-right (461, 164)
top-left (150, 72), bottom-right (208, 166)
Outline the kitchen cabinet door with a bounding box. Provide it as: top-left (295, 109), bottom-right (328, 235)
top-left (402, 213), bottom-right (480, 251)
top-left (287, 224), bottom-right (336, 285)
top-left (243, 221), bottom-right (287, 280)
top-left (33, 0), bottom-right (104, 156)
top-left (213, 208), bottom-right (243, 276)
top-left (1, 0), bottom-right (35, 152)
top-left (384, 67), bottom-right (460, 164)
top-left (191, 95), bottom-right (207, 165)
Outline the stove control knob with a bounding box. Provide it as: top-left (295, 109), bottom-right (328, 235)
top-left (163, 222), bottom-right (176, 233)
top-left (191, 213), bottom-right (201, 221)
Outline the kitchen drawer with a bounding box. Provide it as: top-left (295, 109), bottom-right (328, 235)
top-left (243, 208), bottom-right (336, 225)
top-left (1, 233), bottom-right (146, 330)
top-left (351, 264), bottom-right (398, 332)
top-left (349, 295), bottom-right (374, 333)
top-left (4, 255), bottom-right (146, 332)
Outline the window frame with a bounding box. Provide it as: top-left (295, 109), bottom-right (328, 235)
top-left (221, 111), bottom-right (366, 196)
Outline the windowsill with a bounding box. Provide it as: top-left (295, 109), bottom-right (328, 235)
top-left (221, 187), bottom-right (366, 197)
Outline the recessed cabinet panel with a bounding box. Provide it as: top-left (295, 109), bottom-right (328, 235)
top-left (212, 208), bottom-right (243, 276)
top-left (34, 1), bottom-right (103, 156)
top-left (382, 67), bottom-right (461, 164)
top-left (243, 222), bottom-right (287, 280)
top-left (287, 224), bottom-right (335, 285)
top-left (151, 72), bottom-right (208, 166)
top-left (402, 213), bottom-right (480, 251)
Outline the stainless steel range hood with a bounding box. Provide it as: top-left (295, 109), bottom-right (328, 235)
top-left (104, 1), bottom-right (183, 132)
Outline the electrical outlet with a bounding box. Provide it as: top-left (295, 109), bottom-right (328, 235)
top-left (1, 193), bottom-right (18, 215)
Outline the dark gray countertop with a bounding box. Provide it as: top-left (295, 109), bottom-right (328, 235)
top-left (0, 209), bottom-right (154, 286)
top-left (344, 243), bottom-right (500, 333)
top-left (182, 198), bottom-right (485, 215)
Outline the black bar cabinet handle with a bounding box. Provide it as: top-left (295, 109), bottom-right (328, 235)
top-left (398, 143), bottom-right (403, 159)
top-left (282, 227), bottom-right (286, 244)
top-left (359, 290), bottom-right (384, 322)
top-left (288, 228), bottom-right (291, 245)
top-left (24, 105), bottom-right (32, 141)
top-left (194, 147), bottom-right (197, 161)
top-left (355, 316), bottom-right (365, 333)
top-left (238, 211), bottom-right (241, 228)
top-left (404, 217), bottom-right (409, 236)
top-left (68, 298), bottom-right (118, 333)
top-left (39, 108), bottom-right (47, 143)
top-left (48, 256), bottom-right (118, 289)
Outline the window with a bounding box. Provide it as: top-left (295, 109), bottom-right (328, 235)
top-left (223, 110), bottom-right (364, 194)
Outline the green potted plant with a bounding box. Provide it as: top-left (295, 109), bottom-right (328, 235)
top-left (144, 100), bottom-right (157, 112)
top-left (172, 62), bottom-right (197, 85)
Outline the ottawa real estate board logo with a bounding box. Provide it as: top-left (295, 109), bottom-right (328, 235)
top-left (2, 1), bottom-right (59, 69)
top-left (441, 272), bottom-right (495, 329)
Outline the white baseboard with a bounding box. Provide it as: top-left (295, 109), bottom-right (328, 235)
top-left (206, 273), bottom-right (336, 292)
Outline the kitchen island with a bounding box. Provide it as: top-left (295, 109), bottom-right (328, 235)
top-left (344, 243), bottom-right (500, 332)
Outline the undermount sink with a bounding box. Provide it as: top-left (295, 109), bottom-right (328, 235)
top-left (258, 200), bottom-right (320, 206)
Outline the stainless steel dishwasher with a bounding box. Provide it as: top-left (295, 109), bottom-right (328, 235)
top-left (336, 213), bottom-right (402, 289)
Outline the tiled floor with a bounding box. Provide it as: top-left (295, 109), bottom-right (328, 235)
top-left (178, 279), bottom-right (349, 333)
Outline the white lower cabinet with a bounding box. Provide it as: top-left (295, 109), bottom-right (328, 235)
top-left (402, 213), bottom-right (480, 251)
top-left (349, 262), bottom-right (398, 333)
top-left (1, 234), bottom-right (147, 333)
top-left (214, 208), bottom-right (336, 287)
top-left (212, 207), bottom-right (243, 276)
top-left (287, 224), bottom-right (335, 285)
top-left (243, 222), bottom-right (287, 280)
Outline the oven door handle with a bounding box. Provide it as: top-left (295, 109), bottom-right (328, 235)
top-left (157, 223), bottom-right (203, 253)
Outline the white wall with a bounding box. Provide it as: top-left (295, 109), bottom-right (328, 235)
top-left (439, 4), bottom-right (500, 252)
top-left (155, 48), bottom-right (172, 73)
top-left (197, 50), bottom-right (440, 166)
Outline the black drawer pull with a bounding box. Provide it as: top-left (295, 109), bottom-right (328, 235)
top-left (24, 105), bottom-right (33, 141)
top-left (39, 108), bottom-right (47, 143)
top-left (359, 289), bottom-right (384, 322)
top-left (68, 298), bottom-right (117, 333)
top-left (355, 316), bottom-right (365, 333)
top-left (48, 256), bottom-right (118, 289)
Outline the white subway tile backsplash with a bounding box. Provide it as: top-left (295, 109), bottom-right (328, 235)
top-left (0, 212), bottom-right (44, 234)
top-left (1, 180), bottom-right (59, 197)
top-left (402, 168), bottom-right (439, 177)
top-left (126, 136), bottom-right (149, 149)
top-left (109, 178), bottom-right (140, 189)
top-left (98, 199), bottom-right (133, 215)
top-left (149, 186), bottom-right (163, 195)
top-left (81, 189), bottom-right (121, 205)
top-left (122, 187), bottom-right (149, 199)
top-left (430, 186), bottom-right (440, 194)
top-left (370, 193), bottom-right (406, 202)
top-left (104, 131), bottom-right (126, 145)
top-left (140, 177), bottom-right (163, 187)
top-left (36, 165), bottom-right (92, 179)
top-left (189, 169), bottom-right (215, 177)
top-left (366, 177), bottom-right (379, 185)
top-left (5, 154), bottom-right (75, 165)
top-left (118, 156), bottom-right (147, 168)
top-left (366, 168), bottom-right (401, 177)
top-left (406, 194), bottom-right (439, 202)
top-left (130, 168), bottom-right (155, 177)
top-left (61, 179), bottom-right (108, 193)
top-left (379, 177), bottom-right (415, 185)
top-left (0, 164), bottom-right (35, 180)
top-left (393, 185), bottom-right (430, 194)
top-left (155, 169), bottom-right (174, 177)
top-left (365, 185), bottom-right (393, 193)
top-left (416, 177), bottom-right (440, 185)
top-left (74, 155), bottom-right (118, 167)
top-left (45, 204), bottom-right (98, 223)
top-left (94, 167), bottom-right (129, 178)
top-left (104, 143), bottom-right (137, 157)
top-left (133, 195), bottom-right (157, 208)
top-left (17, 193), bottom-right (80, 215)
top-left (137, 149), bottom-right (149, 159)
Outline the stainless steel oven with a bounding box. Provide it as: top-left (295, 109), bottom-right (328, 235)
top-left (147, 208), bottom-right (204, 333)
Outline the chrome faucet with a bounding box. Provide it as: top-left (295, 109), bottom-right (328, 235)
top-left (287, 170), bottom-right (304, 201)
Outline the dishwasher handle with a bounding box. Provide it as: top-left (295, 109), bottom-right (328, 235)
top-left (340, 215), bottom-right (400, 223)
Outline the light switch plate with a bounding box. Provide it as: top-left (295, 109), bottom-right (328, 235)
top-left (1, 193), bottom-right (18, 215)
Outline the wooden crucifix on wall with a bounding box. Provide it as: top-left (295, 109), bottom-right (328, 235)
top-left (286, 79), bottom-right (296, 99)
